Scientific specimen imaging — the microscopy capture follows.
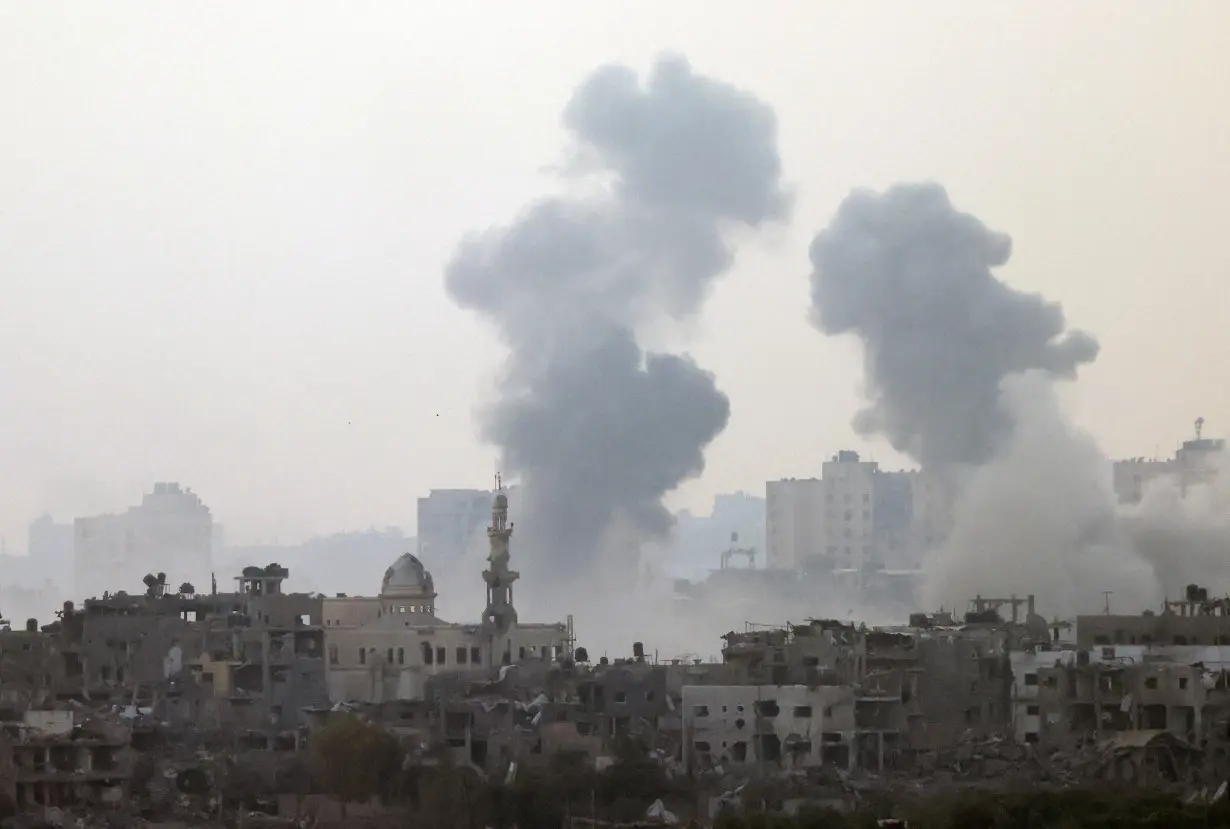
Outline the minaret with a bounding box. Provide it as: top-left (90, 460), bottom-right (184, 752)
top-left (481, 476), bottom-right (520, 662)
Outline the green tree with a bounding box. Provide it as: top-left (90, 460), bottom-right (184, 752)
top-left (311, 713), bottom-right (401, 815)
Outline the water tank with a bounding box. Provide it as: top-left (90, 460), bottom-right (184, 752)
top-left (633, 642), bottom-right (645, 659)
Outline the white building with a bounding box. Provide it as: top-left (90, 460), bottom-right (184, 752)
top-left (73, 483), bottom-right (213, 601)
top-left (766, 451), bottom-right (922, 573)
top-left (324, 488), bottom-right (570, 703)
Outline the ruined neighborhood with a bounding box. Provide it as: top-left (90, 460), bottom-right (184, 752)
top-left (2, 490), bottom-right (1230, 827)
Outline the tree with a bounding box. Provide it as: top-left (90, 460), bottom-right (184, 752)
top-left (312, 714), bottom-right (401, 815)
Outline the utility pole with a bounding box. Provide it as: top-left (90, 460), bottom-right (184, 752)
top-left (1102, 591), bottom-right (1113, 615)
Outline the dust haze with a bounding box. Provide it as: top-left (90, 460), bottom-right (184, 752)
top-left (808, 182), bottom-right (1230, 620)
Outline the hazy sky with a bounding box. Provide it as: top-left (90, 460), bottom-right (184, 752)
top-left (2, 2), bottom-right (1228, 548)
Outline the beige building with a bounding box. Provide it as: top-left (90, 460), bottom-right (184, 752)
top-left (323, 488), bottom-right (571, 703)
top-left (766, 451), bottom-right (922, 573)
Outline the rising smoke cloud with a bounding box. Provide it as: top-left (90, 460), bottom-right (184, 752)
top-left (446, 54), bottom-right (791, 586)
top-left (808, 182), bottom-right (1230, 619)
top-left (809, 182), bottom-right (1099, 469)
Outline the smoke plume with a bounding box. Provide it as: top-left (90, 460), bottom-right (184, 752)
top-left (809, 182), bottom-right (1230, 619)
top-left (447, 54), bottom-right (790, 584)
top-left (809, 182), bottom-right (1099, 469)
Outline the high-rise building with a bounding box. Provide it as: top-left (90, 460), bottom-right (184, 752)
top-left (416, 488), bottom-right (494, 563)
top-left (767, 451), bottom-right (923, 573)
top-left (1113, 419), bottom-right (1225, 504)
top-left (27, 513), bottom-right (74, 593)
top-left (73, 483), bottom-right (213, 601)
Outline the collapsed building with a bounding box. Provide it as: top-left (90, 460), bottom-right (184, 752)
top-left (8, 488), bottom-right (1230, 822)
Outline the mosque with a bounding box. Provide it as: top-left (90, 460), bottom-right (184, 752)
top-left (321, 485), bottom-right (573, 702)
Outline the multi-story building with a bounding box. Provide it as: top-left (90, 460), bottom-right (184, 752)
top-left (27, 513), bottom-right (73, 583)
top-left (765, 477), bottom-right (824, 571)
top-left (73, 483), bottom-right (213, 601)
top-left (766, 451), bottom-right (926, 574)
top-left (416, 488), bottom-right (494, 563)
top-left (909, 470), bottom-right (955, 552)
top-left (1113, 420), bottom-right (1224, 504)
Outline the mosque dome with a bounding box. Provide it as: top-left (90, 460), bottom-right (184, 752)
top-left (380, 553), bottom-right (436, 598)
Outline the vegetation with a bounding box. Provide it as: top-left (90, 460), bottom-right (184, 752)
top-left (308, 725), bottom-right (1227, 828)
top-left (311, 713), bottom-right (402, 810)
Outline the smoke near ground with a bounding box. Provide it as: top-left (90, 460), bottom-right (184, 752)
top-left (809, 182), bottom-right (1099, 469)
top-left (1121, 449), bottom-right (1230, 601)
top-left (446, 54), bottom-right (791, 585)
top-left (809, 182), bottom-right (1230, 620)
top-left (921, 373), bottom-right (1161, 616)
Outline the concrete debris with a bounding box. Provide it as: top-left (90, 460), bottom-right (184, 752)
top-left (10, 554), bottom-right (1230, 824)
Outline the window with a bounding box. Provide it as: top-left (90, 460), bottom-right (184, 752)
top-left (519, 646), bottom-right (526, 660)
top-left (470, 646), bottom-right (481, 664)
top-left (327, 645), bottom-right (338, 665)
top-left (422, 643), bottom-right (433, 665)
top-left (386, 648), bottom-right (394, 664)
top-left (1179, 677), bottom-right (1189, 690)
top-left (359, 649), bottom-right (366, 665)
top-left (1025, 732), bottom-right (1039, 744)
top-left (436, 646), bottom-right (446, 665)
top-left (397, 648), bottom-right (405, 665)
top-left (1145, 677), bottom-right (1158, 689)
top-left (693, 705), bottom-right (710, 717)
top-left (1026, 705), bottom-right (1040, 716)
top-left (694, 741), bottom-right (711, 752)
top-left (457, 647), bottom-right (468, 665)
top-left (1024, 673), bottom-right (1038, 687)
top-left (614, 692), bottom-right (627, 704)
top-left (793, 705), bottom-right (812, 718)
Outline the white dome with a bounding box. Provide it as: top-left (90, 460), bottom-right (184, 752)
top-left (380, 553), bottom-right (435, 598)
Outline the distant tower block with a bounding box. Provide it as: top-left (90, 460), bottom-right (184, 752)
top-left (481, 478), bottom-right (520, 657)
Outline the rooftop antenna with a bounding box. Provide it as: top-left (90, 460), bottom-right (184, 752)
top-left (1196, 417), bottom-right (1205, 440)
top-left (1102, 590), bottom-right (1113, 615)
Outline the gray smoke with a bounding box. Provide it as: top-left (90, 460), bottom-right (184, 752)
top-left (447, 54), bottom-right (790, 583)
top-left (808, 182), bottom-right (1099, 469)
top-left (808, 182), bottom-right (1230, 618)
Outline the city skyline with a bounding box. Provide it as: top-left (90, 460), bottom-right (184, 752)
top-left (3, 3), bottom-right (1229, 547)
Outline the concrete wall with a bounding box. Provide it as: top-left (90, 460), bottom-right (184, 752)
top-left (682, 685), bottom-right (855, 773)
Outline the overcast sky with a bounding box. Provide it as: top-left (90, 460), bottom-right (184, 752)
top-left (2, 2), bottom-right (1227, 547)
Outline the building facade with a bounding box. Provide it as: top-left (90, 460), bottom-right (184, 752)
top-left (766, 451), bottom-right (934, 574)
top-left (73, 483), bottom-right (213, 601)
top-left (325, 488), bottom-right (570, 703)
top-left (416, 488), bottom-right (495, 562)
